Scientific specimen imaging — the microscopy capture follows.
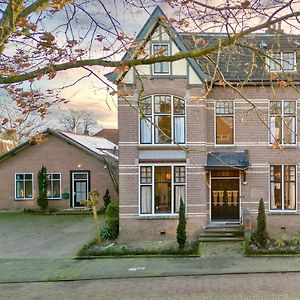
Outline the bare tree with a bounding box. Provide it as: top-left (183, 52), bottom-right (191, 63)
top-left (0, 101), bottom-right (46, 145)
top-left (59, 109), bottom-right (97, 134)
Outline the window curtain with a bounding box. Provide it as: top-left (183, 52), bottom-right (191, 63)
top-left (174, 117), bottom-right (185, 144)
top-left (283, 117), bottom-right (296, 144)
top-left (140, 117), bottom-right (152, 143)
top-left (141, 186), bottom-right (152, 214)
top-left (174, 186), bottom-right (185, 213)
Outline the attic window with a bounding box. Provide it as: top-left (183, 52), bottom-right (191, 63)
top-left (152, 43), bottom-right (170, 75)
top-left (268, 52), bottom-right (296, 72)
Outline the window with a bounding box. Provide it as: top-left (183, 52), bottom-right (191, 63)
top-left (269, 101), bottom-right (296, 145)
top-left (15, 173), bottom-right (33, 200)
top-left (47, 173), bottom-right (61, 199)
top-left (140, 95), bottom-right (185, 144)
top-left (268, 52), bottom-right (296, 72)
top-left (270, 165), bottom-right (296, 211)
top-left (140, 165), bottom-right (186, 215)
top-left (215, 101), bottom-right (234, 145)
top-left (152, 44), bottom-right (170, 75)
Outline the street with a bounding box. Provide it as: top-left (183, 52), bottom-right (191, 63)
top-left (0, 272), bottom-right (299, 300)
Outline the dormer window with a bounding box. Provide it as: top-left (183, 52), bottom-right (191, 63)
top-left (268, 52), bottom-right (296, 72)
top-left (152, 43), bottom-right (170, 75)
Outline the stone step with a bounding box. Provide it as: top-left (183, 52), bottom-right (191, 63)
top-left (198, 236), bottom-right (244, 242)
top-left (199, 232), bottom-right (238, 237)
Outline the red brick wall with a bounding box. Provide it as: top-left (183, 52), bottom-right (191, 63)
top-left (0, 134), bottom-right (118, 210)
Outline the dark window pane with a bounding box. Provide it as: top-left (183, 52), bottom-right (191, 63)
top-left (173, 97), bottom-right (185, 114)
top-left (154, 96), bottom-right (171, 113)
top-left (154, 166), bottom-right (171, 213)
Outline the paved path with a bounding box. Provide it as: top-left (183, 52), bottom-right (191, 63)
top-left (1, 273), bottom-right (300, 299)
top-left (0, 213), bottom-right (94, 259)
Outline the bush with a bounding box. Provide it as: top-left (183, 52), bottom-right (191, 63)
top-left (252, 198), bottom-right (268, 248)
top-left (105, 202), bottom-right (119, 239)
top-left (103, 189), bottom-right (111, 211)
top-left (176, 198), bottom-right (186, 250)
top-left (37, 165), bottom-right (48, 211)
top-left (101, 227), bottom-right (112, 240)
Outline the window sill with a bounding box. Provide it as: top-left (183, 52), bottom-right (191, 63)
top-left (268, 144), bottom-right (297, 149)
top-left (15, 198), bottom-right (33, 201)
top-left (268, 211), bottom-right (298, 215)
top-left (139, 144), bottom-right (186, 149)
top-left (138, 214), bottom-right (178, 220)
top-left (48, 198), bottom-right (62, 201)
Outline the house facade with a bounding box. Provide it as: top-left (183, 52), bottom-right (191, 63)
top-left (0, 130), bottom-right (118, 211)
top-left (108, 7), bottom-right (300, 240)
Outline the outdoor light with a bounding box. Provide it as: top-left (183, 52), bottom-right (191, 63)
top-left (77, 164), bottom-right (82, 168)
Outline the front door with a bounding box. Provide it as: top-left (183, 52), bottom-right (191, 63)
top-left (211, 174), bottom-right (240, 221)
top-left (71, 172), bottom-right (89, 208)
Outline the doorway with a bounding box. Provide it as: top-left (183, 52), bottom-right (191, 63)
top-left (71, 171), bottom-right (90, 208)
top-left (210, 170), bottom-right (240, 222)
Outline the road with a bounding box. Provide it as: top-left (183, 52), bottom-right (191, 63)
top-left (1, 272), bottom-right (299, 299)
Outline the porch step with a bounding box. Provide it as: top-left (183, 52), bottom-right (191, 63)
top-left (198, 224), bottom-right (244, 242)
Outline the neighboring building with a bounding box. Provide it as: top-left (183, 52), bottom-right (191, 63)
top-left (0, 129), bottom-right (118, 211)
top-left (106, 6), bottom-right (300, 239)
top-left (94, 128), bottom-right (119, 145)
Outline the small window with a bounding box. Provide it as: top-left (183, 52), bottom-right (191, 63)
top-left (47, 173), bottom-right (61, 199)
top-left (268, 52), bottom-right (296, 72)
top-left (15, 173), bottom-right (33, 200)
top-left (152, 44), bottom-right (170, 75)
top-left (215, 101), bottom-right (234, 145)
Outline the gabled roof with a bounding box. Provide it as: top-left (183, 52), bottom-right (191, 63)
top-left (93, 128), bottom-right (119, 145)
top-left (105, 6), bottom-right (210, 83)
top-left (0, 129), bottom-right (118, 164)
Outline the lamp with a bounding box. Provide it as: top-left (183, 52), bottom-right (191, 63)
top-left (242, 170), bottom-right (247, 184)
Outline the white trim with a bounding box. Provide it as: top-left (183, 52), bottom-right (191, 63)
top-left (15, 173), bottom-right (34, 200)
top-left (269, 164), bottom-right (297, 212)
top-left (151, 43), bottom-right (171, 76)
top-left (267, 51), bottom-right (297, 73)
top-left (214, 100), bottom-right (235, 146)
top-left (139, 163), bottom-right (186, 217)
top-left (268, 100), bottom-right (297, 146)
top-left (139, 94), bottom-right (186, 146)
top-left (46, 172), bottom-right (61, 200)
top-left (71, 171), bottom-right (89, 208)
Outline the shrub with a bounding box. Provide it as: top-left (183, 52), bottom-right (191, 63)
top-left (106, 202), bottom-right (119, 239)
top-left (37, 165), bottom-right (48, 211)
top-left (101, 227), bottom-right (112, 240)
top-left (252, 198), bottom-right (268, 248)
top-left (176, 198), bottom-right (186, 250)
top-left (103, 189), bottom-right (111, 210)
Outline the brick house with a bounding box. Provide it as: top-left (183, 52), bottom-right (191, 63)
top-left (0, 129), bottom-right (118, 211)
top-left (106, 6), bottom-right (300, 239)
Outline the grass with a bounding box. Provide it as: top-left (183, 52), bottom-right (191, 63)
top-left (77, 239), bottom-right (200, 257)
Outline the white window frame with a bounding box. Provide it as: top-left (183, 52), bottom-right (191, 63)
top-left (268, 100), bottom-right (297, 145)
top-left (139, 164), bottom-right (186, 216)
top-left (15, 173), bottom-right (34, 200)
top-left (214, 100), bottom-right (235, 146)
top-left (47, 173), bottom-right (61, 200)
top-left (269, 165), bottom-right (297, 212)
top-left (139, 94), bottom-right (186, 145)
top-left (268, 52), bottom-right (297, 73)
top-left (151, 43), bottom-right (171, 75)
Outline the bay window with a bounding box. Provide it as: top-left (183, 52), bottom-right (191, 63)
top-left (140, 165), bottom-right (186, 215)
top-left (140, 95), bottom-right (185, 145)
top-left (269, 101), bottom-right (296, 145)
top-left (270, 165), bottom-right (296, 211)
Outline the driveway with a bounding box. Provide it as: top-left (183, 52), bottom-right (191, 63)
top-left (0, 213), bottom-right (95, 259)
